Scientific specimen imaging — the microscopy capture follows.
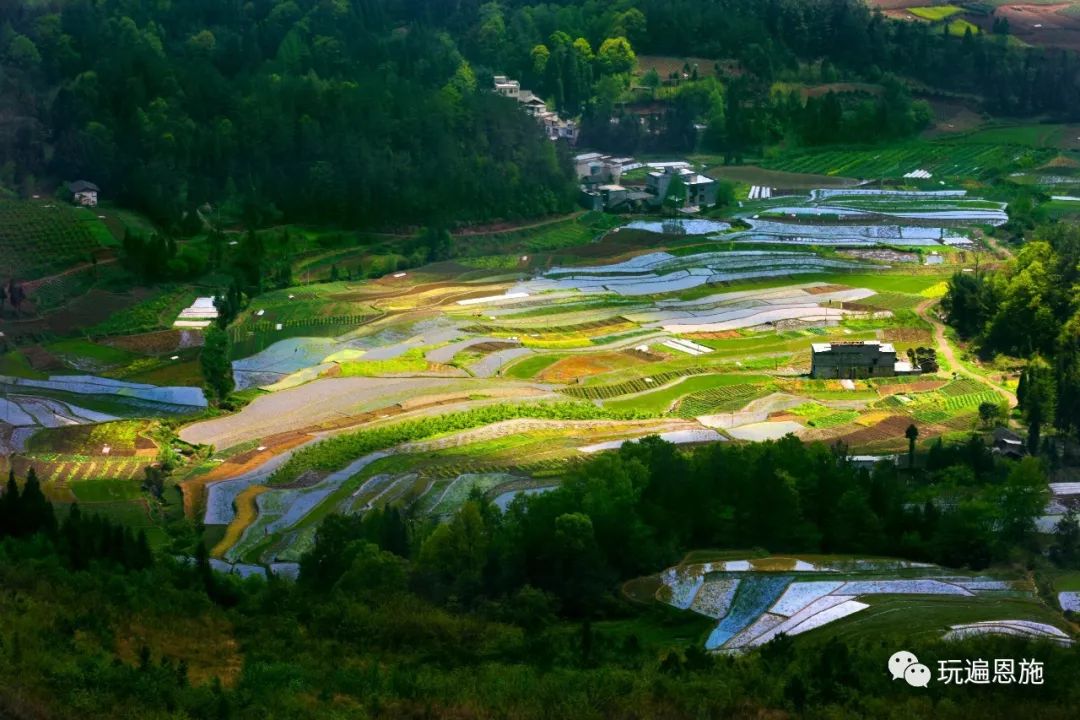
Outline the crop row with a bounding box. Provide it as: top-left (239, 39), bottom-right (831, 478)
top-left (5, 457), bottom-right (145, 484)
top-left (229, 312), bottom-right (380, 339)
top-left (269, 402), bottom-right (648, 485)
top-left (939, 378), bottom-right (988, 396)
top-left (561, 367), bottom-right (709, 400)
top-left (941, 391), bottom-right (1001, 411)
top-left (675, 384), bottom-right (768, 418)
top-left (765, 142), bottom-right (1053, 179)
top-left (0, 201), bottom-right (102, 278)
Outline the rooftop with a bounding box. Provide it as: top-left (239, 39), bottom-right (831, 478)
top-left (812, 341), bottom-right (896, 354)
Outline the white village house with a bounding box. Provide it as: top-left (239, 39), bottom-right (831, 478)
top-left (492, 75), bottom-right (578, 142)
top-left (67, 180), bottom-right (99, 207)
top-left (646, 165), bottom-right (718, 210)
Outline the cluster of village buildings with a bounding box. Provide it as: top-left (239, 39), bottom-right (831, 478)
top-left (573, 152), bottom-right (719, 212)
top-left (493, 76), bottom-right (579, 142)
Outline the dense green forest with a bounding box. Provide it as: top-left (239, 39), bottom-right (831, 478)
top-left (3, 0), bottom-right (1080, 227)
top-left (942, 224), bottom-right (1080, 446)
top-left (0, 0), bottom-right (577, 226)
top-left (2, 436), bottom-right (1078, 718)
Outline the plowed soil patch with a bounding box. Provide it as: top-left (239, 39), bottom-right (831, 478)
top-left (883, 327), bottom-right (933, 344)
top-left (805, 284), bottom-right (852, 295)
top-left (21, 344), bottom-right (63, 371)
top-left (877, 380), bottom-right (947, 397)
top-left (102, 329), bottom-right (203, 355)
top-left (832, 414), bottom-right (912, 446)
top-left (538, 351), bottom-right (648, 383)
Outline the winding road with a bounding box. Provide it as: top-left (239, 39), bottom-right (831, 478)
top-left (915, 296), bottom-right (1017, 409)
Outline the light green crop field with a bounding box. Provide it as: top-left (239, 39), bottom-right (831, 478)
top-left (908, 5), bottom-right (962, 21)
top-left (805, 595), bottom-right (1064, 644)
top-left (763, 139), bottom-right (1054, 178)
top-left (604, 373), bottom-right (773, 415)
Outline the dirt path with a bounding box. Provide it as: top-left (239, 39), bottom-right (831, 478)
top-left (915, 296), bottom-right (1017, 408)
top-left (452, 211), bottom-right (586, 237)
top-left (23, 257), bottom-right (119, 293)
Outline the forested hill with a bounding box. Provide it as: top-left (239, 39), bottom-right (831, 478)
top-left (433, 0), bottom-right (1080, 119)
top-left (4, 1), bottom-right (1080, 230)
top-left (0, 0), bottom-right (577, 227)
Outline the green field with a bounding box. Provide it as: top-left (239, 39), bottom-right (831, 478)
top-left (808, 595), bottom-right (1065, 644)
top-left (605, 373), bottom-right (772, 415)
top-left (0, 199), bottom-right (107, 279)
top-left (908, 5), bottom-right (962, 21)
top-left (763, 139), bottom-right (1054, 179)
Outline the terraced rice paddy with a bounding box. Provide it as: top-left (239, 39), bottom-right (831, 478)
top-left (651, 556), bottom-right (1065, 652)
top-left (41, 184), bottom-right (1003, 570)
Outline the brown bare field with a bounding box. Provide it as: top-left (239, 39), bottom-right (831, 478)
top-left (832, 414), bottom-right (913, 446)
top-left (805, 284), bottom-right (853, 295)
top-left (102, 329), bottom-right (203, 355)
top-left (1041, 153), bottom-right (1080, 169)
top-left (21, 344), bottom-right (63, 371)
top-left (538, 351), bottom-right (649, 383)
top-left (876, 379), bottom-right (948, 397)
top-left (996, 4), bottom-right (1080, 52)
top-left (684, 330), bottom-right (743, 340)
top-left (4, 287), bottom-right (153, 339)
top-left (883, 327), bottom-right (934, 343)
top-left (923, 97), bottom-right (987, 136)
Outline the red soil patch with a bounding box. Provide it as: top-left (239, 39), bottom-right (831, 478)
top-left (877, 380), bottom-right (948, 397)
top-left (882, 327), bottom-right (934, 343)
top-left (21, 344), bottom-right (64, 371)
top-left (805, 284), bottom-right (852, 295)
top-left (3, 288), bottom-right (154, 339)
top-left (993, 4), bottom-right (1080, 52)
top-left (833, 415), bottom-right (913, 446)
top-left (102, 329), bottom-right (204, 355)
top-left (538, 351), bottom-right (648, 383)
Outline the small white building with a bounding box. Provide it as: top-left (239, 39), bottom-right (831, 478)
top-left (493, 76), bottom-right (520, 99)
top-left (493, 75), bottom-right (577, 143)
top-left (68, 180), bottom-right (99, 207)
top-left (646, 166), bottom-right (717, 209)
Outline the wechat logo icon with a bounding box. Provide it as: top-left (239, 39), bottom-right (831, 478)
top-left (890, 650), bottom-right (931, 687)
